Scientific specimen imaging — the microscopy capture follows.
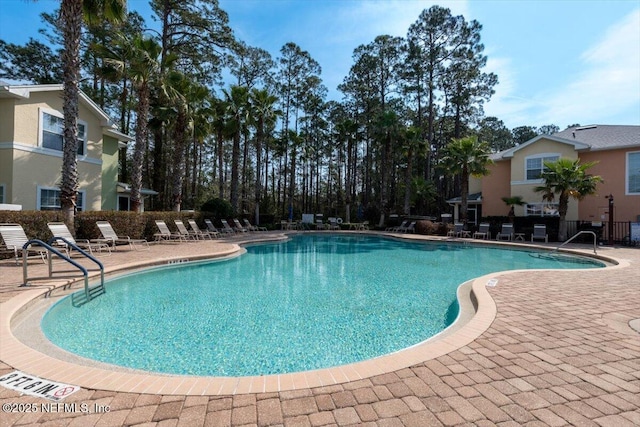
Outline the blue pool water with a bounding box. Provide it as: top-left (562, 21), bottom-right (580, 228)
top-left (42, 234), bottom-right (604, 376)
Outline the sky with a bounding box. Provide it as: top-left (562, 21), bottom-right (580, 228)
top-left (0, 0), bottom-right (639, 130)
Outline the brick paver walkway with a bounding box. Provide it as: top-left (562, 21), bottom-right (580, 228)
top-left (0, 233), bottom-right (638, 426)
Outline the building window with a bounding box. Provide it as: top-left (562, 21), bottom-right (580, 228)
top-left (118, 195), bottom-right (130, 211)
top-left (526, 154), bottom-right (559, 180)
top-left (627, 152), bottom-right (640, 195)
top-left (0, 184), bottom-right (4, 203)
top-left (41, 111), bottom-right (86, 156)
top-left (525, 203), bottom-right (559, 217)
top-left (37, 187), bottom-right (85, 211)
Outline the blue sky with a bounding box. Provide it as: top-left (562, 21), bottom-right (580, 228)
top-left (1, 0), bottom-right (638, 130)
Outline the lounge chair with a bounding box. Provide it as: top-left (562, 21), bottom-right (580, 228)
top-left (154, 220), bottom-right (186, 242)
top-left (0, 223), bottom-right (48, 265)
top-left (205, 219), bottom-right (227, 236)
top-left (174, 219), bottom-right (198, 240)
top-left (447, 223), bottom-right (464, 237)
top-left (496, 223), bottom-right (514, 241)
top-left (232, 219), bottom-right (249, 233)
top-left (473, 223), bottom-right (491, 240)
top-left (386, 220), bottom-right (408, 232)
top-left (244, 219), bottom-right (267, 231)
top-left (328, 218), bottom-right (340, 230)
top-left (95, 221), bottom-right (150, 250)
top-left (221, 219), bottom-right (239, 234)
top-left (531, 224), bottom-right (548, 243)
top-left (47, 222), bottom-right (111, 256)
top-left (400, 221), bottom-right (416, 233)
top-left (189, 219), bottom-right (218, 239)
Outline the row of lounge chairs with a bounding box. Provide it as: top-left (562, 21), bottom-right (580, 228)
top-left (0, 218), bottom-right (269, 264)
top-left (448, 222), bottom-right (549, 243)
top-left (385, 220), bottom-right (416, 233)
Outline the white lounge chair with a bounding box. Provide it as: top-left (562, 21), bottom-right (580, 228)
top-left (244, 218), bottom-right (267, 231)
top-left (531, 224), bottom-right (548, 243)
top-left (386, 220), bottom-right (408, 232)
top-left (232, 219), bottom-right (249, 233)
top-left (154, 220), bottom-right (186, 242)
top-left (189, 219), bottom-right (218, 239)
top-left (496, 223), bottom-right (514, 241)
top-left (447, 223), bottom-right (464, 237)
top-left (473, 223), bottom-right (491, 240)
top-left (400, 221), bottom-right (416, 233)
top-left (174, 219), bottom-right (198, 241)
top-left (95, 221), bottom-right (150, 250)
top-left (221, 219), bottom-right (239, 234)
top-left (48, 222), bottom-right (110, 256)
top-left (204, 219), bottom-right (222, 235)
top-left (0, 223), bottom-right (48, 265)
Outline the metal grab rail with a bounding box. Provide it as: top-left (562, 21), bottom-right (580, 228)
top-left (554, 231), bottom-right (598, 255)
top-left (22, 238), bottom-right (105, 306)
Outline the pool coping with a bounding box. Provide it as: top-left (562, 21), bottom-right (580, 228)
top-left (0, 232), bottom-right (624, 396)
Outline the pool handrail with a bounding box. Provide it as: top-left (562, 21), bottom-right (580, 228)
top-left (553, 230), bottom-right (598, 255)
top-left (22, 238), bottom-right (105, 306)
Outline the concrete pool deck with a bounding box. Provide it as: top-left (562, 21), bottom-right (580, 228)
top-left (0, 231), bottom-right (638, 426)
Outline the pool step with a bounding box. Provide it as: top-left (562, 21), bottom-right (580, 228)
top-left (71, 283), bottom-right (105, 307)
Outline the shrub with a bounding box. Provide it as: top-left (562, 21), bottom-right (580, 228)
top-left (200, 198), bottom-right (233, 219)
top-left (415, 220), bottom-right (448, 235)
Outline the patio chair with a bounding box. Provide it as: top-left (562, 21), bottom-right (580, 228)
top-left (496, 223), bottom-right (514, 241)
top-left (154, 220), bottom-right (186, 242)
top-left (386, 220), bottom-right (408, 232)
top-left (0, 223), bottom-right (48, 265)
top-left (328, 218), bottom-right (340, 230)
top-left (47, 222), bottom-right (111, 256)
top-left (95, 221), bottom-right (150, 250)
top-left (244, 218), bottom-right (267, 231)
top-left (174, 219), bottom-right (199, 241)
top-left (473, 223), bottom-right (491, 240)
top-left (400, 221), bottom-right (416, 233)
top-left (189, 219), bottom-right (218, 239)
top-left (531, 224), bottom-right (548, 243)
top-left (221, 219), bottom-right (239, 234)
top-left (232, 218), bottom-right (249, 232)
top-left (447, 223), bottom-right (464, 237)
top-left (205, 219), bottom-right (228, 236)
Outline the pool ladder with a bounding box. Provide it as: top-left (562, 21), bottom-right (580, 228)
top-left (23, 238), bottom-right (105, 307)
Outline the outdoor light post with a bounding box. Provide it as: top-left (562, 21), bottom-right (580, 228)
top-left (606, 194), bottom-right (614, 245)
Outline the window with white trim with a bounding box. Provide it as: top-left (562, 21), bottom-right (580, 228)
top-left (525, 203), bottom-right (559, 217)
top-left (525, 154), bottom-right (559, 180)
top-left (37, 187), bottom-right (85, 211)
top-left (627, 151), bottom-right (640, 195)
top-left (41, 111), bottom-right (87, 155)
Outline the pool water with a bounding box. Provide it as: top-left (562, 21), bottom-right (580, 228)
top-left (41, 235), bottom-right (603, 376)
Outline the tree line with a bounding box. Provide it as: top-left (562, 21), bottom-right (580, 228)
top-left (0, 0), bottom-right (568, 226)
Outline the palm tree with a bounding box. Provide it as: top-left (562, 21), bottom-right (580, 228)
top-left (223, 85), bottom-right (250, 215)
top-left (60, 0), bottom-right (125, 228)
top-left (501, 195), bottom-right (526, 222)
top-left (97, 34), bottom-right (161, 212)
top-left (534, 158), bottom-right (603, 241)
top-left (250, 88), bottom-right (280, 225)
top-left (440, 135), bottom-right (492, 226)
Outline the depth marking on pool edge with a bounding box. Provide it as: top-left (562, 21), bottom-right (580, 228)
top-left (167, 259), bottom-right (190, 264)
top-left (0, 371), bottom-right (80, 400)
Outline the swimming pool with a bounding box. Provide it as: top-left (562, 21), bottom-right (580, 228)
top-left (41, 234), bottom-right (604, 376)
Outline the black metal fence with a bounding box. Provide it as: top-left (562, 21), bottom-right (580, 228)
top-left (566, 221), bottom-right (637, 245)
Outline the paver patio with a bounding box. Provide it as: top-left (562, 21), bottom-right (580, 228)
top-left (0, 232), bottom-right (638, 426)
